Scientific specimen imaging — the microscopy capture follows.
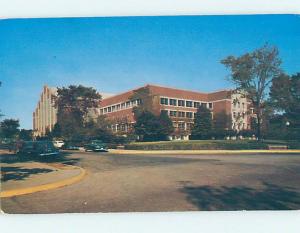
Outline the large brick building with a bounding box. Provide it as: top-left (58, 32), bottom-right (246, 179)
top-left (33, 84), bottom-right (251, 139)
top-left (98, 84), bottom-right (251, 140)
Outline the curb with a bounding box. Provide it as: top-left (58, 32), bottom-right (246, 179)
top-left (0, 165), bottom-right (86, 198)
top-left (109, 149), bottom-right (300, 155)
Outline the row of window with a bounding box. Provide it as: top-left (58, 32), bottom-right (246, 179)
top-left (100, 99), bottom-right (141, 114)
top-left (160, 97), bottom-right (213, 109)
top-left (233, 101), bottom-right (246, 109)
top-left (233, 111), bottom-right (246, 119)
top-left (162, 110), bottom-right (196, 119)
top-left (174, 122), bottom-right (194, 130)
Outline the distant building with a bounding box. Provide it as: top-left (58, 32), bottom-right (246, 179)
top-left (99, 84), bottom-right (252, 140)
top-left (33, 85), bottom-right (57, 136)
top-left (33, 86), bottom-right (114, 136)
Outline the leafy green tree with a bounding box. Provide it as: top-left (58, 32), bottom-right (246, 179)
top-left (158, 110), bottom-right (174, 140)
top-left (221, 44), bottom-right (282, 140)
top-left (134, 111), bottom-right (163, 141)
top-left (51, 123), bottom-right (62, 138)
top-left (54, 85), bottom-right (102, 140)
top-left (190, 105), bottom-right (212, 140)
top-left (213, 110), bottom-right (232, 139)
top-left (0, 119), bottom-right (20, 139)
top-left (130, 86), bottom-right (153, 119)
top-left (270, 73), bottom-right (300, 139)
top-left (19, 129), bottom-right (33, 141)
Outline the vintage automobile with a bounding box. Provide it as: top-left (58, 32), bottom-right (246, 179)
top-left (61, 141), bottom-right (80, 150)
top-left (84, 140), bottom-right (108, 152)
top-left (53, 140), bottom-right (65, 148)
top-left (17, 141), bottom-right (59, 157)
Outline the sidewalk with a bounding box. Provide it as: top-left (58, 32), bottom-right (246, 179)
top-left (109, 149), bottom-right (300, 155)
top-left (1, 160), bottom-right (85, 197)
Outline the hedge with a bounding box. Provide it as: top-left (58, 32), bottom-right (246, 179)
top-left (124, 140), bottom-right (300, 150)
top-left (124, 140), bottom-right (270, 150)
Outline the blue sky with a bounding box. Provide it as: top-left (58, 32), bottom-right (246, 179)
top-left (0, 15), bottom-right (300, 129)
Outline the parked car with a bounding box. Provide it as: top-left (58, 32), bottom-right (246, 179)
top-left (84, 140), bottom-right (108, 152)
top-left (53, 140), bottom-right (65, 148)
top-left (17, 141), bottom-right (59, 157)
top-left (62, 141), bottom-right (80, 150)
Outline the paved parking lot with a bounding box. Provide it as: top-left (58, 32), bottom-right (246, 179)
top-left (1, 151), bottom-right (300, 213)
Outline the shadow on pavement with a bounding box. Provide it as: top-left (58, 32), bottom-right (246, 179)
top-left (181, 182), bottom-right (300, 210)
top-left (1, 167), bottom-right (53, 182)
top-left (0, 151), bottom-right (80, 166)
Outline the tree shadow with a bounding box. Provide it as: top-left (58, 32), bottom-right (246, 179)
top-left (0, 151), bottom-right (80, 166)
top-left (1, 166), bottom-right (53, 182)
top-left (181, 182), bottom-right (300, 210)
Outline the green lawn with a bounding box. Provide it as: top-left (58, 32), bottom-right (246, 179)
top-left (125, 139), bottom-right (300, 150)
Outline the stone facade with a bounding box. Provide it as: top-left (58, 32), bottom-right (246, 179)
top-left (33, 85), bottom-right (57, 136)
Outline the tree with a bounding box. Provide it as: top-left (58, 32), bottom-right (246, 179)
top-left (0, 119), bottom-right (20, 139)
top-left (221, 44), bottom-right (282, 140)
top-left (158, 110), bottom-right (174, 140)
top-left (54, 85), bottom-right (102, 140)
top-left (134, 111), bottom-right (164, 141)
top-left (130, 86), bottom-right (153, 118)
top-left (190, 105), bottom-right (212, 140)
top-left (213, 110), bottom-right (232, 139)
top-left (51, 123), bottom-right (62, 138)
top-left (270, 73), bottom-right (300, 139)
top-left (19, 129), bottom-right (33, 141)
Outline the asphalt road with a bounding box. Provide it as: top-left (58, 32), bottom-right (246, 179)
top-left (1, 151), bottom-right (300, 213)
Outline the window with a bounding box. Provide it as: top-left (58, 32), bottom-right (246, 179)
top-left (121, 124), bottom-right (126, 131)
top-left (104, 108), bottom-right (107, 113)
top-left (131, 100), bottom-right (136, 106)
top-left (108, 107), bottom-right (112, 112)
top-left (186, 112), bottom-right (193, 118)
top-left (126, 101), bottom-right (131, 108)
top-left (169, 111), bottom-right (177, 117)
top-left (178, 100), bottom-right (185, 106)
top-left (116, 104), bottom-right (120, 110)
top-left (121, 103), bottom-right (125, 109)
top-left (208, 103), bottom-right (213, 109)
top-left (169, 99), bottom-right (177, 106)
top-left (161, 110), bottom-right (168, 115)
top-left (160, 98), bottom-right (168, 105)
top-left (111, 106), bottom-right (116, 112)
top-left (194, 102), bottom-right (200, 108)
top-left (194, 113), bottom-right (197, 118)
top-left (178, 122), bottom-right (185, 129)
top-left (186, 101), bottom-right (193, 107)
top-left (238, 102), bottom-right (240, 108)
top-left (233, 112), bottom-right (236, 118)
top-left (178, 111), bottom-right (185, 117)
top-left (202, 103), bottom-right (207, 108)
top-left (187, 123), bottom-right (193, 130)
top-left (116, 124), bottom-right (120, 131)
top-left (137, 99), bottom-right (142, 105)
top-left (100, 109), bottom-right (104, 115)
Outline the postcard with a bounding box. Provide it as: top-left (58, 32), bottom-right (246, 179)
top-left (1, 15), bottom-right (300, 213)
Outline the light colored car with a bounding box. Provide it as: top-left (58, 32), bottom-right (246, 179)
top-left (53, 140), bottom-right (65, 148)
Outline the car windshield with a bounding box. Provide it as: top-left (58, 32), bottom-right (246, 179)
top-left (91, 140), bottom-right (104, 145)
top-left (22, 141), bottom-right (35, 148)
top-left (36, 141), bottom-right (56, 150)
